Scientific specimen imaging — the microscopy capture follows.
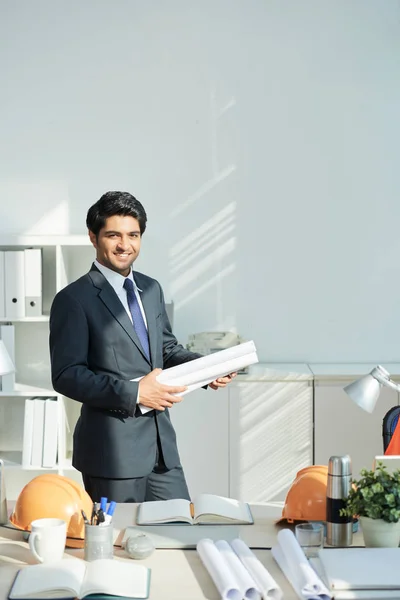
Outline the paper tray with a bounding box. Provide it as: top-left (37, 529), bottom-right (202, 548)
top-left (120, 524), bottom-right (240, 549)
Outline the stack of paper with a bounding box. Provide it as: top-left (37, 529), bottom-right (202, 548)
top-left (197, 537), bottom-right (282, 600)
top-left (312, 548), bottom-right (400, 600)
top-left (271, 529), bottom-right (331, 600)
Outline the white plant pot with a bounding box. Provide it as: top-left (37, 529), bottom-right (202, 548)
top-left (360, 516), bottom-right (400, 548)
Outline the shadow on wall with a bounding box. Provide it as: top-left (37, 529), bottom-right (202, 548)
top-left (231, 381), bottom-right (313, 503)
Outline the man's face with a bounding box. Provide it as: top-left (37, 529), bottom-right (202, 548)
top-left (89, 215), bottom-right (142, 276)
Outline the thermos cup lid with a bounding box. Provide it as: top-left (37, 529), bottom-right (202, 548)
top-left (328, 455), bottom-right (352, 476)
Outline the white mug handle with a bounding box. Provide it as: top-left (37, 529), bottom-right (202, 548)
top-left (29, 531), bottom-right (43, 563)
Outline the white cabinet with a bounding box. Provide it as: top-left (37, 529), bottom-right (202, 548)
top-left (170, 387), bottom-right (230, 499)
top-left (171, 365), bottom-right (314, 503)
top-left (0, 236), bottom-right (95, 499)
top-left (312, 364), bottom-right (400, 479)
top-left (228, 365), bottom-right (313, 503)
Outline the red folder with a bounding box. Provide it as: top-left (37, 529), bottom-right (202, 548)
top-left (385, 420), bottom-right (400, 455)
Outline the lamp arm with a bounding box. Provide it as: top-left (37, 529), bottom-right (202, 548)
top-left (372, 366), bottom-right (400, 392)
top-left (380, 378), bottom-right (400, 392)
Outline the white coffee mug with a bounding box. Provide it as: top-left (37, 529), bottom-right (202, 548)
top-left (29, 518), bottom-right (67, 563)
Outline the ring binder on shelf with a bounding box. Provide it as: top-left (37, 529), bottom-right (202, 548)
top-left (24, 248), bottom-right (42, 317)
top-left (5, 251), bottom-right (25, 319)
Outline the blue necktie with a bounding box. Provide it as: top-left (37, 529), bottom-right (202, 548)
top-left (123, 278), bottom-right (150, 361)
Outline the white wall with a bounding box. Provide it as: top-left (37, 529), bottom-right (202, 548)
top-left (1, 0), bottom-right (399, 362)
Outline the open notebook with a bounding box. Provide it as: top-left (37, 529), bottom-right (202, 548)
top-left (137, 493), bottom-right (254, 525)
top-left (8, 558), bottom-right (150, 600)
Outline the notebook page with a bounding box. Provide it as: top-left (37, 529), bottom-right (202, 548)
top-left (82, 559), bottom-right (149, 598)
top-left (137, 498), bottom-right (192, 524)
top-left (194, 494), bottom-right (252, 523)
top-left (9, 560), bottom-right (85, 600)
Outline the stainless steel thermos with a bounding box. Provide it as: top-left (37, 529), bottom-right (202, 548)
top-left (326, 454), bottom-right (353, 546)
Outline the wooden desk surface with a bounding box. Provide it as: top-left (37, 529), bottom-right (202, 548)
top-left (0, 503), bottom-right (364, 600)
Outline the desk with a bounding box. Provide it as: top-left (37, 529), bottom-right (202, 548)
top-left (0, 504), bottom-right (364, 600)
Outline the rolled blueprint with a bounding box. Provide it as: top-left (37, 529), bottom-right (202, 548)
top-left (156, 340), bottom-right (258, 392)
top-left (271, 529), bottom-right (331, 600)
top-left (197, 538), bottom-right (242, 600)
top-left (230, 538), bottom-right (283, 600)
top-left (215, 540), bottom-right (261, 600)
top-left (138, 340), bottom-right (258, 414)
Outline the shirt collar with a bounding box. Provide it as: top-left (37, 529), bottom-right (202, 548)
top-left (94, 260), bottom-right (142, 292)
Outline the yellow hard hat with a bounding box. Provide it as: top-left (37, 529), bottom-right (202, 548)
top-left (10, 474), bottom-right (93, 548)
top-left (280, 465), bottom-right (328, 523)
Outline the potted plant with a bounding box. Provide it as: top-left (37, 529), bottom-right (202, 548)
top-left (340, 462), bottom-right (400, 547)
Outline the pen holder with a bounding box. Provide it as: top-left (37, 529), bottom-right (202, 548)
top-left (84, 523), bottom-right (113, 561)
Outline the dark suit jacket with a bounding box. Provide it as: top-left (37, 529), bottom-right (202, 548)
top-left (49, 264), bottom-right (200, 478)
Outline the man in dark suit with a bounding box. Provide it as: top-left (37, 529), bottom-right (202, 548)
top-left (49, 191), bottom-right (235, 502)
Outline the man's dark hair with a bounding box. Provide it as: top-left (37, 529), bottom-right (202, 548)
top-left (86, 191), bottom-right (147, 236)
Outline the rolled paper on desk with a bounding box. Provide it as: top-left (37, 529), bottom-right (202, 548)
top-left (197, 538), bottom-right (242, 600)
top-left (271, 529), bottom-right (331, 600)
top-left (230, 538), bottom-right (283, 600)
top-left (215, 540), bottom-right (261, 600)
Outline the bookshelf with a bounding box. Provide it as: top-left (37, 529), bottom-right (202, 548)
top-left (0, 235), bottom-right (95, 499)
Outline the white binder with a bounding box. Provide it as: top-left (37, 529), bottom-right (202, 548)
top-left (21, 398), bottom-right (35, 468)
top-left (30, 398), bottom-right (45, 467)
top-left (0, 324), bottom-right (15, 392)
top-left (5, 251), bottom-right (25, 319)
top-left (0, 251), bottom-right (5, 318)
top-left (24, 248), bottom-right (42, 317)
top-left (42, 398), bottom-right (58, 468)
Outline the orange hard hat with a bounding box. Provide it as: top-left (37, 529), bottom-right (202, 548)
top-left (10, 474), bottom-right (93, 548)
top-left (280, 465), bottom-right (328, 523)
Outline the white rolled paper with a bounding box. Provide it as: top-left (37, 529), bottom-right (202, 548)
top-left (138, 340), bottom-right (258, 414)
top-left (271, 529), bottom-right (331, 600)
top-left (230, 538), bottom-right (283, 600)
top-left (215, 540), bottom-right (261, 600)
top-left (197, 538), bottom-right (242, 600)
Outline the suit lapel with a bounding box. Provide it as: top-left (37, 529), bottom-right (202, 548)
top-left (88, 265), bottom-right (152, 366)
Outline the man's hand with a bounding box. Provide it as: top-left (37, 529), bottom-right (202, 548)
top-left (209, 372), bottom-right (237, 390)
top-left (138, 369), bottom-right (187, 411)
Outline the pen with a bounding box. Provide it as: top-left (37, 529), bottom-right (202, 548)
top-left (91, 502), bottom-right (98, 526)
top-left (97, 508), bottom-right (105, 524)
top-left (102, 500), bottom-right (116, 525)
top-left (100, 497), bottom-right (108, 513)
top-left (81, 510), bottom-right (89, 525)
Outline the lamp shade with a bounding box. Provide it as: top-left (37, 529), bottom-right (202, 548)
top-left (0, 340), bottom-right (15, 376)
top-left (343, 365), bottom-right (400, 413)
top-left (343, 373), bottom-right (382, 413)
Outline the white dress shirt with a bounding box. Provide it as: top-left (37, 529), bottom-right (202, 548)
top-left (94, 259), bottom-right (148, 328)
top-left (94, 259), bottom-right (149, 408)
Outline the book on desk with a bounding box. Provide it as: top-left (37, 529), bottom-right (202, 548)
top-left (311, 548), bottom-right (400, 600)
top-left (8, 558), bottom-right (150, 600)
top-left (136, 493), bottom-right (254, 526)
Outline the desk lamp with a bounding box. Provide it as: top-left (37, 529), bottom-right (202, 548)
top-left (0, 339), bottom-right (15, 391)
top-left (343, 365), bottom-right (400, 413)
